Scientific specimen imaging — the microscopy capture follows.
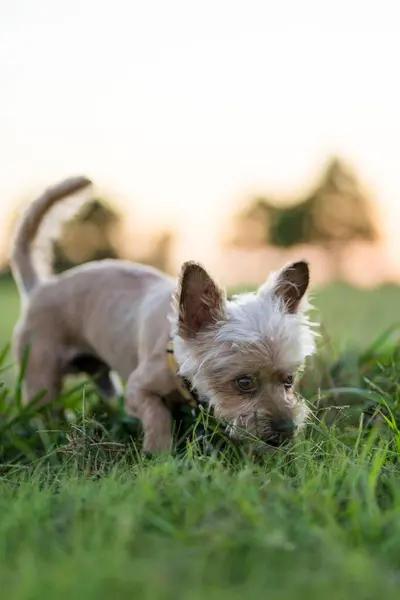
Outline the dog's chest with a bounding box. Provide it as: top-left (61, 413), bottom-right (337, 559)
top-left (163, 388), bottom-right (193, 408)
top-left (163, 384), bottom-right (204, 410)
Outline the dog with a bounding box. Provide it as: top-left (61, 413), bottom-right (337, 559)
top-left (10, 176), bottom-right (317, 453)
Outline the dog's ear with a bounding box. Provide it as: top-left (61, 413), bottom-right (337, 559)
top-left (272, 260), bottom-right (310, 313)
top-left (177, 262), bottom-right (226, 338)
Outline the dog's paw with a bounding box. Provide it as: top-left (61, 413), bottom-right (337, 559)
top-left (142, 432), bottom-right (173, 455)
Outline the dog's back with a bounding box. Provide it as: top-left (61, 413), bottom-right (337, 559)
top-left (20, 258), bottom-right (175, 380)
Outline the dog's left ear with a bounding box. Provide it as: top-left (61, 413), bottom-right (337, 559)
top-left (272, 260), bottom-right (310, 313)
top-left (177, 261), bottom-right (226, 338)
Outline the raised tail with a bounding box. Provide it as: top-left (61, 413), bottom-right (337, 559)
top-left (10, 176), bottom-right (93, 297)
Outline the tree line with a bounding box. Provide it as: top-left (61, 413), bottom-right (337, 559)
top-left (1, 156), bottom-right (379, 279)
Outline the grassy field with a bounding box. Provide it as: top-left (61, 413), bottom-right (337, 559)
top-left (1, 276), bottom-right (400, 599)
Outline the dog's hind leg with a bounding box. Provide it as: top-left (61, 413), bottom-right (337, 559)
top-left (20, 341), bottom-right (63, 409)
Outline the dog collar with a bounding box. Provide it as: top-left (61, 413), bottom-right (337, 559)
top-left (166, 338), bottom-right (200, 409)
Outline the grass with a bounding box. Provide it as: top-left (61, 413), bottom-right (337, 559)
top-left (311, 282), bottom-right (400, 352)
top-left (0, 277), bottom-right (21, 345)
top-left (1, 276), bottom-right (400, 599)
top-left (1, 450), bottom-right (400, 600)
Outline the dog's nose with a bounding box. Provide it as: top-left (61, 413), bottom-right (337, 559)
top-left (271, 418), bottom-right (295, 442)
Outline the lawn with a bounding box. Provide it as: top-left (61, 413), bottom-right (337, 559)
top-left (0, 277), bottom-right (21, 347)
top-left (1, 276), bottom-right (400, 600)
top-left (1, 450), bottom-right (400, 600)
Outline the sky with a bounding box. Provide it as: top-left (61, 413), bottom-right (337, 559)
top-left (1, 0), bottom-right (400, 267)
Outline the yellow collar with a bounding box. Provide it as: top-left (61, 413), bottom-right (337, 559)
top-left (166, 339), bottom-right (199, 408)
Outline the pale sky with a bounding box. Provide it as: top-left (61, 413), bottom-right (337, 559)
top-left (1, 0), bottom-right (400, 266)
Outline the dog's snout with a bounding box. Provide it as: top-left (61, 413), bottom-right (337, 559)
top-left (271, 418), bottom-right (295, 441)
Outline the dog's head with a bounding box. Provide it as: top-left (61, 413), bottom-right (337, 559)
top-left (171, 260), bottom-right (317, 447)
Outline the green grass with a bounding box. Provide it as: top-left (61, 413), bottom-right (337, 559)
top-left (0, 277), bottom-right (20, 345)
top-left (312, 282), bottom-right (400, 352)
top-left (1, 277), bottom-right (400, 599)
top-left (1, 449), bottom-right (400, 600)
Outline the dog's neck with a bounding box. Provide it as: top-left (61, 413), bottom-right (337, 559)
top-left (167, 336), bottom-right (208, 409)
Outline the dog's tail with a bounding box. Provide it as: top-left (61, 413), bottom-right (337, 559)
top-left (10, 176), bottom-right (93, 298)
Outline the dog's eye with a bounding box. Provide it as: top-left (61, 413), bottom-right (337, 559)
top-left (235, 375), bottom-right (258, 393)
top-left (282, 375), bottom-right (293, 389)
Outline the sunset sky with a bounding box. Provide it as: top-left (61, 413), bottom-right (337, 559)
top-left (1, 0), bottom-right (399, 268)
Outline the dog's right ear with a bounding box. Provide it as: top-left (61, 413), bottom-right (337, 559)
top-left (272, 260), bottom-right (310, 313)
top-left (176, 262), bottom-right (226, 338)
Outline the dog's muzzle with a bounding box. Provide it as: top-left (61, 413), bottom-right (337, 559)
top-left (264, 418), bottom-right (296, 447)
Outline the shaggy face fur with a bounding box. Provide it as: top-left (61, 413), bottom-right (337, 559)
top-left (172, 261), bottom-right (317, 446)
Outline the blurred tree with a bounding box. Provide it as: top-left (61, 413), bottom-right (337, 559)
top-left (232, 157), bottom-right (379, 278)
top-left (302, 157), bottom-right (379, 277)
top-left (231, 196), bottom-right (277, 249)
top-left (53, 198), bottom-right (121, 272)
top-left (304, 157), bottom-right (378, 245)
top-left (139, 230), bottom-right (174, 274)
top-left (2, 193), bottom-right (176, 279)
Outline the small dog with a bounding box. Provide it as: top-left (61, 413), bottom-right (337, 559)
top-left (10, 176), bottom-right (317, 453)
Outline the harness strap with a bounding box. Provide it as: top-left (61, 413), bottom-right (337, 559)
top-left (166, 339), bottom-right (199, 409)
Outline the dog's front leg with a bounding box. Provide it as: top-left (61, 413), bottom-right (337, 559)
top-left (125, 374), bottom-right (173, 454)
